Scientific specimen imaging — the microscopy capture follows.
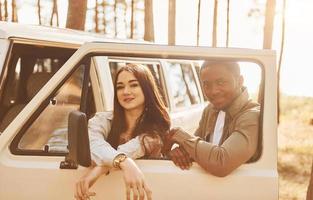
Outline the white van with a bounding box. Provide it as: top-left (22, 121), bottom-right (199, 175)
top-left (0, 23), bottom-right (278, 199)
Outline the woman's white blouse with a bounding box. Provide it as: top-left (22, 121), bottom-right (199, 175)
top-left (88, 112), bottom-right (145, 167)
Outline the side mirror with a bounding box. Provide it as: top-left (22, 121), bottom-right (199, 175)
top-left (60, 110), bottom-right (91, 169)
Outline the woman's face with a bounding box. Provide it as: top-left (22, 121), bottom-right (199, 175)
top-left (116, 71), bottom-right (145, 112)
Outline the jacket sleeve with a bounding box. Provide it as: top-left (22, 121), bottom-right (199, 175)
top-left (88, 112), bottom-right (145, 166)
top-left (88, 112), bottom-right (120, 167)
top-left (117, 136), bottom-right (145, 159)
top-left (173, 110), bottom-right (259, 177)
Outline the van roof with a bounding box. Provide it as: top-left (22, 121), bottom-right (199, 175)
top-left (0, 22), bottom-right (145, 45)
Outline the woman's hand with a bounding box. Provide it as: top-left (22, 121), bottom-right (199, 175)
top-left (74, 166), bottom-right (109, 200)
top-left (120, 158), bottom-right (152, 200)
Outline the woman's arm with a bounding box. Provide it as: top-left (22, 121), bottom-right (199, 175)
top-left (88, 112), bottom-right (121, 167)
top-left (117, 133), bottom-right (163, 159)
top-left (119, 157), bottom-right (152, 200)
top-left (75, 166), bottom-right (109, 200)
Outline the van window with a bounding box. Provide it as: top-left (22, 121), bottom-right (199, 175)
top-left (165, 62), bottom-right (201, 108)
top-left (0, 39), bottom-right (9, 78)
top-left (0, 43), bottom-right (76, 132)
top-left (15, 64), bottom-right (89, 154)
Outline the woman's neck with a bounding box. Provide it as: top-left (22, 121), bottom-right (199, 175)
top-left (124, 107), bottom-right (144, 132)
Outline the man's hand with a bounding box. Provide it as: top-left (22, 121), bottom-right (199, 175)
top-left (162, 128), bottom-right (181, 155)
top-left (168, 146), bottom-right (192, 170)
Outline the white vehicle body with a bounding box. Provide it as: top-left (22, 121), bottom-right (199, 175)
top-left (0, 23), bottom-right (278, 199)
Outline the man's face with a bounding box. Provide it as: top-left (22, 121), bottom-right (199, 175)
top-left (200, 64), bottom-right (243, 110)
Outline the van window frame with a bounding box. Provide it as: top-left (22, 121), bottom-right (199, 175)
top-left (9, 50), bottom-right (265, 162)
top-left (9, 57), bottom-right (92, 156)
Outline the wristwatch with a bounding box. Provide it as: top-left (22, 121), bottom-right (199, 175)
top-left (113, 153), bottom-right (127, 169)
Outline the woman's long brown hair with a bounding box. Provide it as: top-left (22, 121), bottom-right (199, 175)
top-left (107, 64), bottom-right (170, 149)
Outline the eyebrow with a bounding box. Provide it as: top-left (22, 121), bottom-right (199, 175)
top-left (117, 79), bottom-right (138, 85)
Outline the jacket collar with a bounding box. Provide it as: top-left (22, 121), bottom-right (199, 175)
top-left (223, 87), bottom-right (249, 119)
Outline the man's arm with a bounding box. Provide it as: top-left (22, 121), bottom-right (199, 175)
top-left (173, 111), bottom-right (259, 177)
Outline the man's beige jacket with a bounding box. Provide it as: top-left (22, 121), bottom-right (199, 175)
top-left (173, 88), bottom-right (260, 177)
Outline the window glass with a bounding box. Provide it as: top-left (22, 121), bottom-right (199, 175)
top-left (238, 62), bottom-right (261, 102)
top-left (166, 62), bottom-right (198, 108)
top-left (0, 44), bottom-right (75, 132)
top-left (194, 64), bottom-right (208, 101)
top-left (181, 64), bottom-right (201, 104)
top-left (18, 65), bottom-right (85, 153)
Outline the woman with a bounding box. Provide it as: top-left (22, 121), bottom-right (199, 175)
top-left (75, 63), bottom-right (170, 200)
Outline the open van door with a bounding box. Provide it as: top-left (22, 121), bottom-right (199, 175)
top-left (0, 42), bottom-right (278, 199)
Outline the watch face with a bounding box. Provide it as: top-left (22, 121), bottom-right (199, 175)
top-left (113, 153), bottom-right (127, 168)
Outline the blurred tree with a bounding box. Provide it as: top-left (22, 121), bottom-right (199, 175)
top-left (130, 0), bottom-right (135, 38)
top-left (12, 0), bottom-right (18, 22)
top-left (102, 0), bottom-right (107, 34)
top-left (50, 0), bottom-right (59, 26)
top-left (226, 0), bottom-right (230, 47)
top-left (263, 0), bottom-right (276, 49)
top-left (0, 1), bottom-right (2, 21)
top-left (95, 0), bottom-right (99, 32)
top-left (122, 0), bottom-right (127, 36)
top-left (168, 0), bottom-right (175, 45)
top-left (307, 161), bottom-right (313, 200)
top-left (114, 0), bottom-right (117, 36)
top-left (212, 0), bottom-right (218, 47)
top-left (37, 0), bottom-right (42, 25)
top-left (66, 0), bottom-right (87, 30)
top-left (4, 0), bottom-right (8, 21)
top-left (144, 0), bottom-right (154, 42)
top-left (277, 0), bottom-right (286, 123)
top-left (196, 0), bottom-right (201, 46)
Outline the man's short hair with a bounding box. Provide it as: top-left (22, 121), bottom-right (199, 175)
top-left (201, 61), bottom-right (241, 77)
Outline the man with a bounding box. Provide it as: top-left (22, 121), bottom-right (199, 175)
top-left (164, 61), bottom-right (260, 177)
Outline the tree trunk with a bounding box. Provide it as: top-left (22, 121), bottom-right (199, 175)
top-left (102, 0), bottom-right (107, 34)
top-left (144, 0), bottom-right (154, 42)
top-left (168, 0), bottom-right (176, 45)
top-left (226, 0), bottom-right (230, 47)
top-left (4, 0), bottom-right (8, 21)
top-left (95, 0), bottom-right (99, 32)
top-left (196, 0), bottom-right (201, 46)
top-left (66, 0), bottom-right (87, 30)
top-left (277, 0), bottom-right (286, 124)
top-left (263, 0), bottom-right (276, 49)
top-left (50, 0), bottom-right (59, 26)
top-left (123, 0), bottom-right (127, 37)
top-left (12, 0), bottom-right (18, 22)
top-left (130, 0), bottom-right (135, 38)
top-left (307, 159), bottom-right (313, 200)
top-left (0, 1), bottom-right (2, 21)
top-left (37, 0), bottom-right (41, 25)
top-left (114, 0), bottom-right (118, 37)
top-left (212, 0), bottom-right (218, 47)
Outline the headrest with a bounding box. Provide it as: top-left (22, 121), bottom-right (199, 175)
top-left (26, 72), bottom-right (52, 100)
